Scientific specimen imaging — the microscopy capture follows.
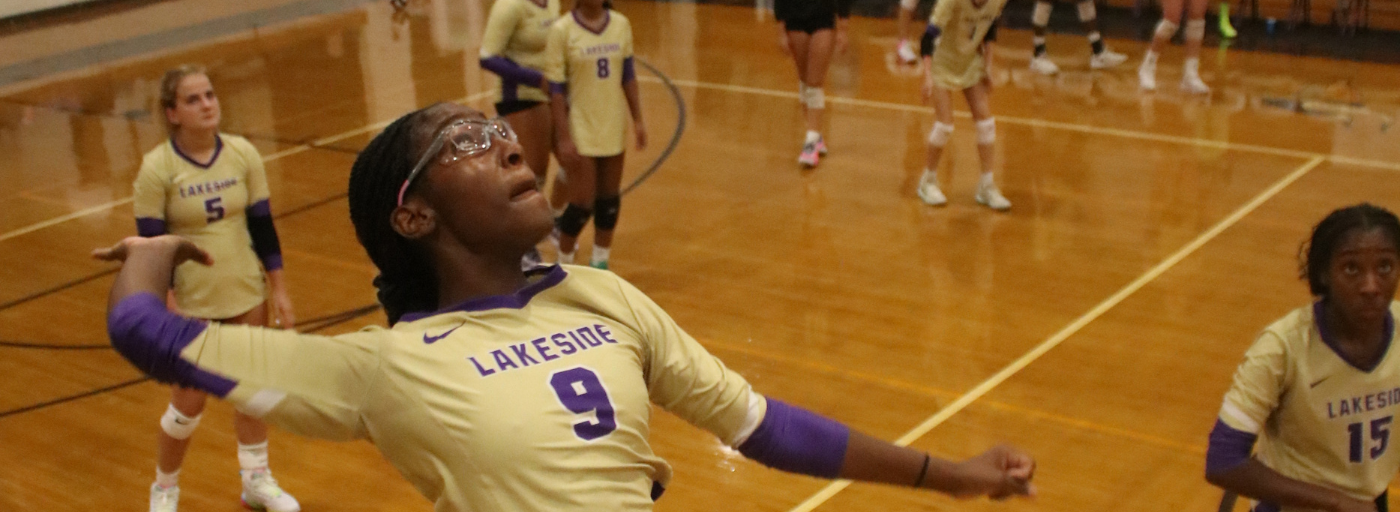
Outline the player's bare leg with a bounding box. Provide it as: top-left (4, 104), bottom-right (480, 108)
top-left (964, 82), bottom-right (1009, 211)
top-left (1079, 0), bottom-right (1127, 70)
top-left (1140, 0), bottom-right (1184, 91)
top-left (918, 85), bottom-right (954, 206)
top-left (1180, 0), bottom-right (1211, 94)
top-left (895, 0), bottom-right (920, 64)
top-left (798, 28), bottom-right (834, 167)
top-left (1028, 0), bottom-right (1060, 75)
top-left (224, 303), bottom-right (299, 512)
top-left (557, 153), bottom-right (598, 264)
top-left (590, 154), bottom-right (625, 269)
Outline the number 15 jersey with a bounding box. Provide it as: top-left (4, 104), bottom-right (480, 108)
top-left (544, 10), bottom-right (633, 157)
top-left (1218, 301), bottom-right (1400, 505)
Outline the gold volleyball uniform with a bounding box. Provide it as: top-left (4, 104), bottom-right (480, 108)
top-left (158, 266), bottom-right (762, 511)
top-left (927, 0), bottom-right (1008, 90)
top-left (132, 135), bottom-right (269, 319)
top-left (1218, 302), bottom-right (1400, 508)
top-left (545, 10), bottom-right (634, 157)
top-left (480, 0), bottom-right (561, 103)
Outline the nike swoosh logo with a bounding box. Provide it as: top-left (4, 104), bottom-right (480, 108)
top-left (1310, 376), bottom-right (1331, 388)
top-left (173, 418), bottom-right (189, 425)
top-left (423, 324), bottom-right (463, 345)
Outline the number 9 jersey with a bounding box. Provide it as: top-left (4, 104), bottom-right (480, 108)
top-left (132, 135), bottom-right (270, 319)
top-left (1218, 301), bottom-right (1400, 506)
top-left (154, 265), bottom-right (763, 511)
top-left (544, 9), bottom-right (633, 157)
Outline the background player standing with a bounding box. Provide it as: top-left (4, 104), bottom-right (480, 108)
top-left (1026, 0), bottom-right (1127, 75)
top-left (131, 66), bottom-right (299, 512)
top-left (1207, 204), bottom-right (1400, 512)
top-left (546, 0), bottom-right (644, 270)
top-left (479, 0), bottom-right (562, 267)
top-left (97, 101), bottom-right (1038, 512)
top-left (1138, 0), bottom-right (1212, 94)
top-left (773, 0), bottom-right (850, 168)
top-left (915, 0), bottom-right (1012, 211)
top-left (895, 0), bottom-right (930, 64)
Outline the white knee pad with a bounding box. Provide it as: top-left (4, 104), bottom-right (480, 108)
top-left (160, 403), bottom-right (202, 440)
top-left (1032, 1), bottom-right (1052, 27)
top-left (1077, 0), bottom-right (1097, 22)
top-left (900, 0), bottom-right (918, 11)
top-left (1184, 19), bottom-right (1206, 41)
top-left (927, 122), bottom-right (954, 147)
top-left (975, 118), bottom-right (996, 145)
top-left (802, 87), bottom-right (826, 109)
top-left (1154, 19), bottom-right (1179, 39)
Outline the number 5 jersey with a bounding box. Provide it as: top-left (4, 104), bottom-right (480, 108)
top-left (1218, 301), bottom-right (1400, 507)
top-left (132, 134), bottom-right (272, 319)
top-left (148, 265), bottom-right (763, 511)
top-left (544, 9), bottom-right (634, 158)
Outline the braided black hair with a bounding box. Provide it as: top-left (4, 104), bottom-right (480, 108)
top-left (348, 104), bottom-right (445, 325)
top-left (1299, 203), bottom-right (1400, 298)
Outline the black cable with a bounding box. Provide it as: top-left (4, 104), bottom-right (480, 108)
top-left (621, 58), bottom-right (686, 196)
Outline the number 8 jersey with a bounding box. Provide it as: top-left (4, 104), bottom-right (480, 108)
top-left (133, 134), bottom-right (271, 319)
top-left (544, 9), bottom-right (633, 157)
top-left (162, 265), bottom-right (763, 511)
top-left (1218, 301), bottom-right (1400, 506)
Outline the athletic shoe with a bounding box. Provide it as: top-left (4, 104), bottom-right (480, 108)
top-left (1029, 55), bottom-right (1060, 75)
top-left (975, 183), bottom-right (1012, 211)
top-left (241, 471), bottom-right (300, 512)
top-left (589, 259), bottom-right (609, 270)
top-left (814, 136), bottom-right (827, 156)
top-left (896, 40), bottom-right (919, 64)
top-left (798, 142), bottom-right (820, 167)
top-left (149, 484), bottom-right (179, 512)
top-left (1181, 74), bottom-right (1212, 95)
top-left (1090, 50), bottom-right (1128, 70)
top-left (1138, 60), bottom-right (1157, 91)
top-left (1219, 11), bottom-right (1238, 38)
top-left (916, 172), bottom-right (947, 206)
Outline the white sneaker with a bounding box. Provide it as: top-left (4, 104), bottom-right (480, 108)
top-left (916, 172), bottom-right (947, 206)
top-left (241, 471), bottom-right (300, 512)
top-left (1029, 55), bottom-right (1060, 75)
top-left (1090, 49), bottom-right (1128, 69)
top-left (975, 183), bottom-right (1011, 211)
top-left (1138, 60), bottom-right (1157, 91)
top-left (896, 40), bottom-right (919, 64)
top-left (149, 484), bottom-right (179, 512)
top-left (1180, 74), bottom-right (1211, 94)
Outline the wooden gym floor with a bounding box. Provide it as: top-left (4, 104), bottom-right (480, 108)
top-left (1, 0), bottom-right (1399, 510)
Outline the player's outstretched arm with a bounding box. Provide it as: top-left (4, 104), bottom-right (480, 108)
top-left (1206, 422), bottom-right (1376, 512)
top-left (735, 397), bottom-right (1035, 501)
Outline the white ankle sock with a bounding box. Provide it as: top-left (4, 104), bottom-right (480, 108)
top-left (1184, 57), bottom-right (1201, 76)
top-left (155, 467), bottom-right (180, 489)
top-left (978, 172), bottom-right (996, 189)
top-left (559, 250), bottom-right (575, 264)
top-left (591, 246), bottom-right (611, 265)
top-left (238, 441), bottom-right (269, 472)
top-left (1142, 50), bottom-right (1159, 67)
top-left (804, 130), bottom-right (821, 144)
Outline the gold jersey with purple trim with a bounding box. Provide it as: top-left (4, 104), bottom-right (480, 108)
top-left (171, 265), bottom-right (763, 511)
top-left (480, 0), bottom-right (560, 103)
top-left (132, 134), bottom-right (269, 320)
top-left (926, 0), bottom-right (1007, 90)
top-left (544, 10), bottom-right (633, 157)
top-left (1218, 301), bottom-right (1400, 506)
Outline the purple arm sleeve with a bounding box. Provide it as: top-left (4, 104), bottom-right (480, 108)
top-left (480, 56), bottom-right (546, 88)
top-left (549, 82), bottom-right (567, 96)
top-left (736, 398), bottom-right (850, 479)
top-left (107, 293), bottom-right (237, 397)
top-left (1205, 419), bottom-right (1258, 476)
top-left (137, 218), bottom-right (167, 237)
top-left (245, 200), bottom-right (283, 271)
top-left (622, 57), bottom-right (636, 83)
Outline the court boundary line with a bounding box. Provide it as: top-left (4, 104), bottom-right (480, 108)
top-left (785, 155), bottom-right (1327, 512)
top-left (0, 90), bottom-right (496, 244)
top-left (638, 76), bottom-right (1400, 171)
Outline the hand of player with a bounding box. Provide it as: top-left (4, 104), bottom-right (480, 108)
top-left (921, 77), bottom-right (936, 105)
top-left (92, 236), bottom-right (212, 267)
top-left (634, 119), bottom-right (648, 150)
top-left (556, 137), bottom-right (582, 170)
top-left (948, 445), bottom-right (1036, 500)
top-left (834, 19), bottom-right (850, 55)
top-left (271, 288), bottom-right (296, 329)
top-left (981, 73), bottom-right (995, 94)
